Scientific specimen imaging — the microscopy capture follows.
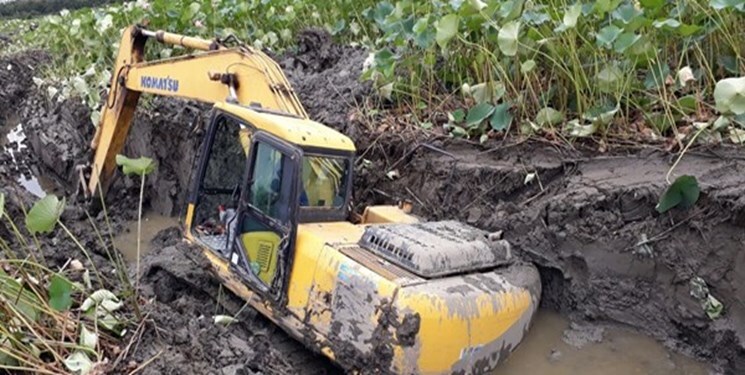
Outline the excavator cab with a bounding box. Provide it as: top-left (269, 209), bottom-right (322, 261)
top-left (188, 108), bottom-right (353, 299)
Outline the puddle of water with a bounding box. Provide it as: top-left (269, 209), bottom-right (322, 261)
top-left (1, 121), bottom-right (49, 198)
top-left (497, 311), bottom-right (708, 375)
top-left (114, 213), bottom-right (179, 262)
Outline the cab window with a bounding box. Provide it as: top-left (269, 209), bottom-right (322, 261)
top-left (300, 156), bottom-right (349, 208)
top-left (249, 142), bottom-right (293, 223)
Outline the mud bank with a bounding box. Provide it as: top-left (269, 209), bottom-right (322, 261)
top-left (357, 137), bottom-right (745, 373)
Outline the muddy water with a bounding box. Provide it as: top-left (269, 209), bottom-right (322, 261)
top-left (114, 213), bottom-right (179, 262)
top-left (498, 311), bottom-right (708, 374)
top-left (1, 119), bottom-right (55, 197)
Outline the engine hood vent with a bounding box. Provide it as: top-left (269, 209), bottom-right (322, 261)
top-left (358, 221), bottom-right (512, 278)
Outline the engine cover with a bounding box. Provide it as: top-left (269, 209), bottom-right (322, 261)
top-left (358, 220), bottom-right (512, 278)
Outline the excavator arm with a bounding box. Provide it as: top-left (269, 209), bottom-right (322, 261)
top-left (86, 25), bottom-right (308, 197)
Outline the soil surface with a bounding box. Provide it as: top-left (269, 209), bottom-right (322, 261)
top-left (357, 137), bottom-right (745, 374)
top-left (1, 30), bottom-right (743, 374)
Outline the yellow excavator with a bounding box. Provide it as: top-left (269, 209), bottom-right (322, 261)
top-left (85, 25), bottom-right (541, 374)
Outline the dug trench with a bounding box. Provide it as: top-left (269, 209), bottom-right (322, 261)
top-left (0, 31), bottom-right (742, 373)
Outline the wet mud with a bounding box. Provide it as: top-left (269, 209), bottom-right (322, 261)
top-left (0, 30), bottom-right (742, 374)
top-left (358, 138), bottom-right (745, 373)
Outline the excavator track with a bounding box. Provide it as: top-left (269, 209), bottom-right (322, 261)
top-left (140, 244), bottom-right (340, 375)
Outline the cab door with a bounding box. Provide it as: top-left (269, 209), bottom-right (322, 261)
top-left (228, 131), bottom-right (301, 302)
top-left (186, 110), bottom-right (253, 255)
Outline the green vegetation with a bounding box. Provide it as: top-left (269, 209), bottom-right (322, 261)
top-left (115, 154), bottom-right (156, 294)
top-left (656, 174), bottom-right (700, 213)
top-left (0, 0), bottom-right (119, 19)
top-left (2, 0), bottom-right (745, 142)
top-left (0, 192), bottom-right (127, 373)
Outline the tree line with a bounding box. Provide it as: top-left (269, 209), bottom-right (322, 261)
top-left (0, 0), bottom-right (121, 18)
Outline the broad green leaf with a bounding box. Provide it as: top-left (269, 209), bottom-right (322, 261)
top-left (81, 289), bottom-right (123, 334)
top-left (522, 9), bottom-right (550, 25)
top-left (678, 24), bottom-right (702, 37)
top-left (710, 0), bottom-right (745, 10)
top-left (0, 270), bottom-right (40, 321)
top-left (0, 336), bottom-right (18, 366)
top-left (566, 120), bottom-right (597, 137)
top-left (614, 32), bottom-right (641, 53)
top-left (646, 112), bottom-right (674, 133)
top-left (712, 116), bottom-right (731, 131)
top-left (677, 95), bottom-right (697, 115)
top-left (280, 29), bottom-right (292, 41)
top-left (80, 325), bottom-right (98, 350)
top-left (596, 25), bottom-right (622, 47)
top-left (97, 14), bottom-right (113, 32)
top-left (656, 175), bottom-right (700, 213)
top-left (466, 103), bottom-right (495, 127)
top-left (81, 289), bottom-right (120, 313)
top-left (499, 0), bottom-right (525, 22)
top-left (498, 21), bottom-right (520, 56)
top-left (521, 60), bottom-right (536, 74)
top-left (562, 3), bottom-right (582, 29)
top-left (652, 19), bottom-right (681, 29)
top-left (64, 351), bottom-right (93, 375)
top-left (25, 195), bottom-right (65, 235)
top-left (468, 0), bottom-right (487, 11)
top-left (98, 312), bottom-right (121, 333)
top-left (71, 76), bottom-right (88, 96)
top-left (413, 18), bottom-right (429, 34)
top-left (535, 107), bottom-right (564, 126)
top-left (584, 104), bottom-right (620, 126)
top-left (640, 0), bottom-right (665, 9)
top-left (115, 155), bottom-right (155, 176)
top-left (450, 125), bottom-right (467, 138)
top-left (613, 3), bottom-right (644, 24)
top-left (718, 55), bottom-right (740, 75)
top-left (469, 82), bottom-right (506, 103)
top-left (593, 0), bottom-right (622, 15)
top-left (90, 110), bottom-right (101, 127)
top-left (705, 295), bottom-right (723, 320)
top-left (414, 28), bottom-right (436, 48)
top-left (490, 103), bottom-right (513, 131)
top-left (714, 77), bottom-right (745, 115)
top-left (49, 274), bottom-right (74, 312)
top-left (596, 65), bottom-right (623, 93)
top-left (370, 2), bottom-right (394, 24)
top-left (449, 109), bottom-right (466, 123)
top-left (644, 62), bottom-right (671, 90)
top-left (435, 14), bottom-right (459, 48)
top-left (378, 82), bottom-right (394, 100)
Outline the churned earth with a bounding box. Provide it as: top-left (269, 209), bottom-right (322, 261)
top-left (0, 30), bottom-right (742, 374)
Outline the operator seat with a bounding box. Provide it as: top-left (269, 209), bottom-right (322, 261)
top-left (239, 217), bottom-right (279, 285)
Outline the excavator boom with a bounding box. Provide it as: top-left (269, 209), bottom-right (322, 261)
top-left (87, 25), bottom-right (307, 197)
